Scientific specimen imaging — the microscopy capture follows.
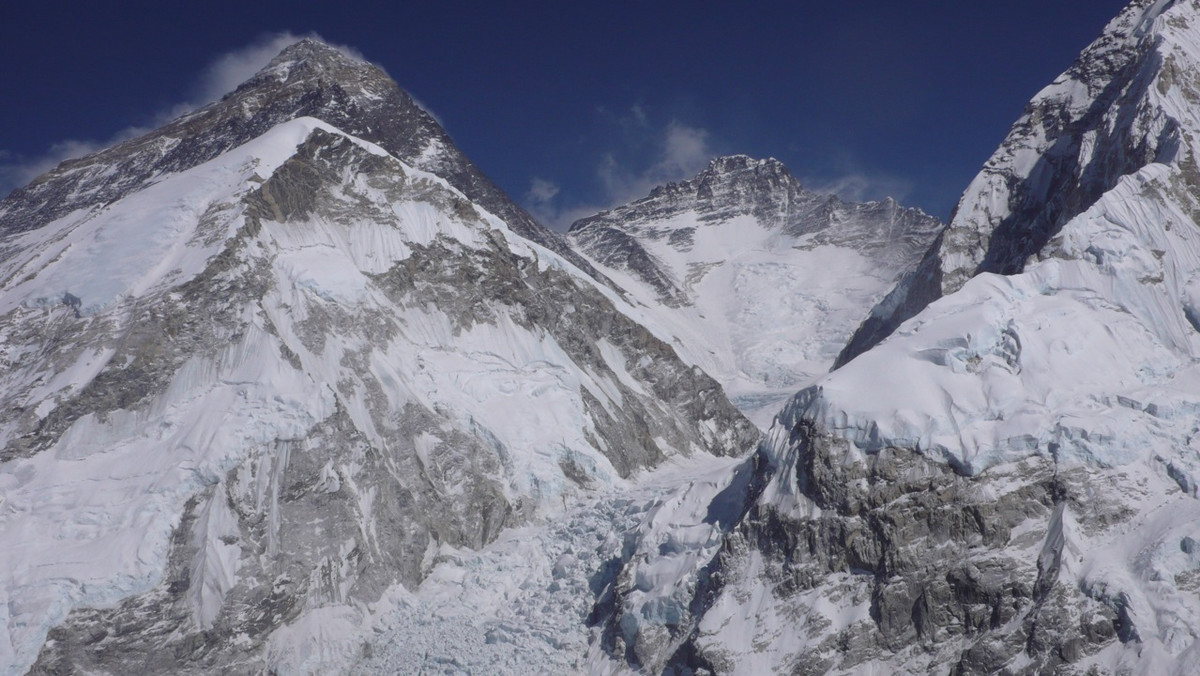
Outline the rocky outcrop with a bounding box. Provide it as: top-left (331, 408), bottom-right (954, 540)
top-left (593, 2), bottom-right (1200, 673)
top-left (591, 381), bottom-right (1184, 674)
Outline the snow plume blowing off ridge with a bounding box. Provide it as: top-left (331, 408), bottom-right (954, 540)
top-left (526, 115), bottom-right (718, 230)
top-left (0, 32), bottom-right (367, 198)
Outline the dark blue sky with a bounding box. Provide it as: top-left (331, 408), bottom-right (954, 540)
top-left (2, 0), bottom-right (1131, 226)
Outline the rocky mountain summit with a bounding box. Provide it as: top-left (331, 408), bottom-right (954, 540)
top-left (0, 42), bottom-right (756, 674)
top-left (592, 1), bottom-right (1200, 673)
top-left (569, 154), bottom-right (941, 426)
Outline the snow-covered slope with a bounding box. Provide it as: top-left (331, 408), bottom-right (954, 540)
top-left (839, 0), bottom-right (1188, 366)
top-left (592, 1), bottom-right (1200, 673)
top-left (568, 155), bottom-right (941, 427)
top-left (0, 46), bottom-right (756, 674)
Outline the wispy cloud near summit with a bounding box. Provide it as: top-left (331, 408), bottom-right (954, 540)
top-left (525, 108), bottom-right (719, 230)
top-left (192, 32), bottom-right (310, 103)
top-left (0, 32), bottom-right (361, 197)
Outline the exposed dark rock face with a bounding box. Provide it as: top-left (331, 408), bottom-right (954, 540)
top-left (0, 201), bottom-right (272, 464)
top-left (591, 396), bottom-right (1142, 675)
top-left (589, 3), bottom-right (1200, 674)
top-left (16, 1), bottom-right (1200, 672)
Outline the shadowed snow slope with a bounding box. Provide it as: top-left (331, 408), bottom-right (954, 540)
top-left (592, 2), bottom-right (1200, 673)
top-left (0, 44), bottom-right (756, 674)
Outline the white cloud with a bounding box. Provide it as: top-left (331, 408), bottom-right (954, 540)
top-left (595, 120), bottom-right (715, 212)
top-left (658, 123), bottom-right (711, 179)
top-left (1, 31), bottom-right (365, 197)
top-left (525, 117), bottom-right (717, 231)
top-left (600, 121), bottom-right (712, 204)
top-left (528, 200), bottom-right (607, 233)
top-left (527, 115), bottom-right (718, 231)
top-left (526, 178), bottom-right (561, 204)
top-left (407, 95), bottom-right (447, 128)
top-left (524, 177), bottom-right (566, 226)
top-left (629, 104), bottom-right (648, 127)
top-left (805, 170), bottom-right (913, 204)
top-left (190, 32), bottom-right (367, 104)
top-left (194, 32), bottom-right (309, 103)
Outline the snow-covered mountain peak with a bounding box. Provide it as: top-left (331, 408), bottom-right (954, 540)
top-left (1105, 0), bottom-right (1181, 40)
top-left (264, 36), bottom-right (358, 71)
top-left (230, 37), bottom-right (393, 111)
top-left (575, 154), bottom-right (809, 235)
top-left (837, 0), bottom-right (1200, 365)
top-left (256, 37), bottom-right (359, 73)
top-left (594, 3), bottom-right (1200, 672)
top-left (566, 156), bottom-right (941, 427)
top-left (0, 36), bottom-right (603, 282)
top-left (0, 103), bottom-right (758, 675)
top-left (0, 30), bottom-right (765, 670)
top-left (703, 153), bottom-right (785, 173)
top-left (648, 154), bottom-right (793, 199)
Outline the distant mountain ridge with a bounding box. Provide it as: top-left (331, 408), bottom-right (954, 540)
top-left (5, 1), bottom-right (1196, 673)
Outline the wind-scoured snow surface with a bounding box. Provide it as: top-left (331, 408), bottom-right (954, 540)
top-left (15, 2), bottom-right (1200, 673)
top-left (2, 121), bottom-right (310, 666)
top-left (593, 1), bottom-right (1200, 673)
top-left (0, 100), bottom-right (754, 672)
top-left (821, 0), bottom-right (1200, 516)
top-left (569, 156), bottom-right (941, 428)
top-left (815, 166), bottom-right (1200, 477)
top-left (0, 117), bottom-right (343, 669)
